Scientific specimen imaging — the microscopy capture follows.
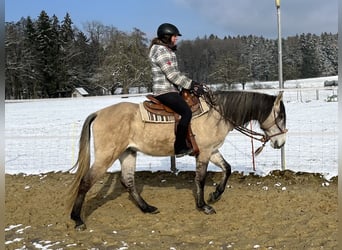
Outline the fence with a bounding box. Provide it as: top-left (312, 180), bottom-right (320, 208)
top-left (5, 87), bottom-right (338, 179)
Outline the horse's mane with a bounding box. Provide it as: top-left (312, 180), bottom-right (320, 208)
top-left (205, 91), bottom-right (283, 127)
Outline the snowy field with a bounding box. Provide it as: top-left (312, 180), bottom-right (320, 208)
top-left (5, 76), bottom-right (338, 180)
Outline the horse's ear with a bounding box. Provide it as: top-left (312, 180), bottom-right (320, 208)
top-left (274, 91), bottom-right (283, 106)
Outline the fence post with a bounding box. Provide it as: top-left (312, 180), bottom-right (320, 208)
top-left (275, 0), bottom-right (286, 170)
top-left (170, 156), bottom-right (177, 173)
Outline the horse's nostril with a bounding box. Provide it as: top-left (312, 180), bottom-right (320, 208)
top-left (272, 140), bottom-right (283, 149)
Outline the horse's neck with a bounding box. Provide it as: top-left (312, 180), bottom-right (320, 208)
top-left (209, 107), bottom-right (235, 133)
top-left (214, 91), bottom-right (272, 127)
top-left (217, 101), bottom-right (261, 127)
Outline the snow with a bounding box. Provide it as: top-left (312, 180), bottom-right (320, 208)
top-left (5, 76), bottom-right (338, 180)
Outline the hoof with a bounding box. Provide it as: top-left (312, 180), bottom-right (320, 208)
top-left (75, 223), bottom-right (87, 231)
top-left (150, 208), bottom-right (160, 214)
top-left (202, 205), bottom-right (216, 215)
top-left (208, 192), bottom-right (221, 204)
top-left (142, 205), bottom-right (160, 214)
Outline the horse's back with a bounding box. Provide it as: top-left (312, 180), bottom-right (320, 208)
top-left (92, 102), bottom-right (140, 136)
top-left (97, 102), bottom-right (139, 116)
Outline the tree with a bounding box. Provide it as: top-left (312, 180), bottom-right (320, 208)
top-left (300, 33), bottom-right (320, 78)
top-left (57, 12), bottom-right (81, 96)
top-left (209, 53), bottom-right (239, 89)
top-left (282, 35), bottom-right (302, 81)
top-left (317, 33), bottom-right (338, 76)
top-left (5, 21), bottom-right (23, 99)
top-left (96, 26), bottom-right (150, 94)
top-left (34, 11), bottom-right (60, 97)
top-left (21, 17), bottom-right (42, 98)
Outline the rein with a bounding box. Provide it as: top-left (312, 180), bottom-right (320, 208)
top-left (234, 123), bottom-right (287, 156)
top-left (232, 109), bottom-right (288, 156)
top-left (231, 123), bottom-right (269, 156)
top-left (234, 125), bottom-right (268, 143)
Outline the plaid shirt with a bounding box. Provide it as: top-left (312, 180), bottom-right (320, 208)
top-left (149, 44), bottom-right (192, 95)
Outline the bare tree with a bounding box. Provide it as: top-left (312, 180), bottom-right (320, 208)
top-left (95, 26), bottom-right (150, 94)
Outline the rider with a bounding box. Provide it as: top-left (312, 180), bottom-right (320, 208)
top-left (148, 23), bottom-right (205, 157)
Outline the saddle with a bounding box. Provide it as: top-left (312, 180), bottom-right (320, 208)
top-left (143, 90), bottom-right (200, 156)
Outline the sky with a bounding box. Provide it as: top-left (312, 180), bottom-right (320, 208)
top-left (4, 0), bottom-right (339, 40)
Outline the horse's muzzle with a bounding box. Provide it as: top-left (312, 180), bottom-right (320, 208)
top-left (271, 139), bottom-right (285, 149)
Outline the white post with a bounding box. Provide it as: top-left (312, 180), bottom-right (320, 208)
top-left (276, 0), bottom-right (286, 170)
top-left (276, 0), bottom-right (283, 89)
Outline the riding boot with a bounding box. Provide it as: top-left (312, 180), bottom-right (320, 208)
top-left (174, 124), bottom-right (193, 157)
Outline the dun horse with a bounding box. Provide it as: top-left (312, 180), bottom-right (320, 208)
top-left (68, 90), bottom-right (287, 230)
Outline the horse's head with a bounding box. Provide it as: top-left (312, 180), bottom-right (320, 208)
top-left (260, 91), bottom-right (287, 149)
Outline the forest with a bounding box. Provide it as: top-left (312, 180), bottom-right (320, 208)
top-left (5, 11), bottom-right (338, 99)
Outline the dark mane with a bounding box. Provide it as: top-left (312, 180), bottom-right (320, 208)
top-left (209, 91), bottom-right (280, 126)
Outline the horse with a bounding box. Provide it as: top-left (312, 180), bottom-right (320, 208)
top-left (67, 90), bottom-right (287, 230)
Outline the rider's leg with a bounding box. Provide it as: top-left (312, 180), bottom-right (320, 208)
top-left (155, 92), bottom-right (193, 157)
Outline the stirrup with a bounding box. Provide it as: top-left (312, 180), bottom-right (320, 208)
top-left (175, 148), bottom-right (193, 158)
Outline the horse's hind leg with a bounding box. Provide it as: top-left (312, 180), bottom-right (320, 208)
top-left (207, 150), bottom-right (231, 203)
top-left (120, 149), bottom-right (159, 214)
top-left (71, 156), bottom-right (115, 230)
top-left (70, 175), bottom-right (91, 230)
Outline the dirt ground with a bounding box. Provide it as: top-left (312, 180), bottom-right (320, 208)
top-left (5, 170), bottom-right (338, 249)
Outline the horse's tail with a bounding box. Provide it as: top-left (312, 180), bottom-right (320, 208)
top-left (66, 112), bottom-right (97, 213)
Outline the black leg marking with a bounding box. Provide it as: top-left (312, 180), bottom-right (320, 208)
top-left (208, 151), bottom-right (232, 204)
top-left (195, 159), bottom-right (216, 214)
top-left (70, 177), bottom-right (92, 230)
top-left (120, 149), bottom-right (160, 214)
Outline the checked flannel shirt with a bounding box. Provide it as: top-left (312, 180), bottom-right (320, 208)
top-left (149, 44), bottom-right (192, 95)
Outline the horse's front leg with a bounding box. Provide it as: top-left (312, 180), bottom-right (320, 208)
top-left (120, 149), bottom-right (159, 214)
top-left (207, 150), bottom-right (231, 203)
top-left (195, 156), bottom-right (216, 214)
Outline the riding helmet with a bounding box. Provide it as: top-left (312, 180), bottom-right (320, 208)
top-left (157, 23), bottom-right (182, 38)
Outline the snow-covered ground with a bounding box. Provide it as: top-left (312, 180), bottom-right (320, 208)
top-left (5, 76), bottom-right (338, 179)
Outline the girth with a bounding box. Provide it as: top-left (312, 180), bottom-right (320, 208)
top-left (143, 90), bottom-right (200, 156)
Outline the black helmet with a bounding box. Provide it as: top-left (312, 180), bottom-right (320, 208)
top-left (157, 23), bottom-right (182, 38)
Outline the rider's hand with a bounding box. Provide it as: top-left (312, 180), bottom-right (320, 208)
top-left (191, 81), bottom-right (206, 96)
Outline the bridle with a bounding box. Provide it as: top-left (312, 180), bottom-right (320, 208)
top-left (235, 108), bottom-right (288, 155)
top-left (260, 108), bottom-right (288, 139)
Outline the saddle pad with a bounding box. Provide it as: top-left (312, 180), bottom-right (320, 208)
top-left (139, 98), bottom-right (210, 123)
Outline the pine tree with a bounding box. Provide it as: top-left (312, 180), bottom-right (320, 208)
top-left (282, 35), bottom-right (302, 81)
top-left (58, 13), bottom-right (77, 95)
top-left (31, 11), bottom-right (61, 97)
top-left (317, 33), bottom-right (338, 76)
top-left (300, 33), bottom-right (320, 78)
top-left (22, 16), bottom-right (41, 98)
